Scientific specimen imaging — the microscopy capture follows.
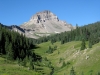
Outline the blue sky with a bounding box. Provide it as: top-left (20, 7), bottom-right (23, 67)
top-left (0, 0), bottom-right (100, 26)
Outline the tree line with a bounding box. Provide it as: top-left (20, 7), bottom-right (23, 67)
top-left (34, 22), bottom-right (100, 49)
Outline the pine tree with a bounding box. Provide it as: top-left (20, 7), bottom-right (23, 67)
top-left (21, 58), bottom-right (27, 67)
top-left (81, 38), bottom-right (86, 50)
top-left (61, 61), bottom-right (66, 68)
top-left (20, 49), bottom-right (25, 60)
top-left (61, 40), bottom-right (64, 44)
top-left (17, 57), bottom-right (20, 66)
top-left (0, 32), bottom-right (2, 54)
top-left (70, 67), bottom-right (76, 75)
top-left (5, 37), bottom-right (9, 54)
top-left (7, 43), bottom-right (14, 60)
top-left (46, 46), bottom-right (53, 53)
top-left (29, 60), bottom-right (34, 70)
top-left (88, 38), bottom-right (92, 48)
top-left (54, 45), bottom-right (57, 50)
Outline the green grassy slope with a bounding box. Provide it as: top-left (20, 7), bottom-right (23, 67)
top-left (0, 41), bottom-right (100, 75)
top-left (0, 57), bottom-right (41, 75)
top-left (34, 41), bottom-right (100, 75)
top-left (0, 56), bottom-right (52, 75)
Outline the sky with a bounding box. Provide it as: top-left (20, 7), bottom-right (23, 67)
top-left (0, 0), bottom-right (100, 26)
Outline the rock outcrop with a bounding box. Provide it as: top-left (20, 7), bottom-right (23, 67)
top-left (19, 10), bottom-right (75, 38)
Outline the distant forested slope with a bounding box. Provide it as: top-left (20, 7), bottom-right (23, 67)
top-left (36, 22), bottom-right (100, 46)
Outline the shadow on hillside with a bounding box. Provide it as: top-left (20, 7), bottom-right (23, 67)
top-left (29, 45), bottom-right (42, 61)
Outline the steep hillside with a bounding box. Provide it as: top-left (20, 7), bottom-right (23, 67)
top-left (34, 41), bottom-right (100, 75)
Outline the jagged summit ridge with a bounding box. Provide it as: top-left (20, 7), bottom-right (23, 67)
top-left (30, 10), bottom-right (59, 23)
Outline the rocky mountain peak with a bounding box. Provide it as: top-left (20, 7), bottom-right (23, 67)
top-left (20, 10), bottom-right (75, 38)
top-left (30, 10), bottom-right (59, 23)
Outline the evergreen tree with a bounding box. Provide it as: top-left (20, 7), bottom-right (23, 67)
top-left (29, 60), bottom-right (34, 70)
top-left (5, 37), bottom-right (9, 54)
top-left (7, 43), bottom-right (14, 60)
top-left (61, 61), bottom-right (66, 68)
top-left (17, 57), bottom-right (20, 66)
top-left (21, 58), bottom-right (27, 67)
top-left (70, 67), bottom-right (76, 75)
top-left (46, 46), bottom-right (53, 53)
top-left (61, 39), bottom-right (64, 44)
top-left (81, 38), bottom-right (86, 50)
top-left (20, 49), bottom-right (25, 60)
top-left (88, 38), bottom-right (92, 48)
top-left (54, 45), bottom-right (57, 50)
top-left (89, 41), bottom-right (92, 48)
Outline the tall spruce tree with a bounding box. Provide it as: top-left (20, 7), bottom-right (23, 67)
top-left (70, 67), bottom-right (76, 75)
top-left (29, 60), bottom-right (34, 70)
top-left (88, 38), bottom-right (92, 48)
top-left (81, 38), bottom-right (86, 50)
top-left (7, 43), bottom-right (14, 60)
top-left (20, 49), bottom-right (25, 60)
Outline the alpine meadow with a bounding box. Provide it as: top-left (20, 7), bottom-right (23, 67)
top-left (0, 1), bottom-right (100, 74)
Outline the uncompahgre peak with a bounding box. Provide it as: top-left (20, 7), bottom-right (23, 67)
top-left (13, 10), bottom-right (75, 38)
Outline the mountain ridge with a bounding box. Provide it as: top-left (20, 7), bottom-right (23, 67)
top-left (1, 10), bottom-right (75, 38)
top-left (19, 10), bottom-right (75, 38)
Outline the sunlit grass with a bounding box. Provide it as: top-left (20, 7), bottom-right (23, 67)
top-left (34, 41), bottom-right (100, 75)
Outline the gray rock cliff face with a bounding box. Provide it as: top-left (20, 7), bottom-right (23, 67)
top-left (30, 10), bottom-right (59, 23)
top-left (19, 10), bottom-right (75, 38)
